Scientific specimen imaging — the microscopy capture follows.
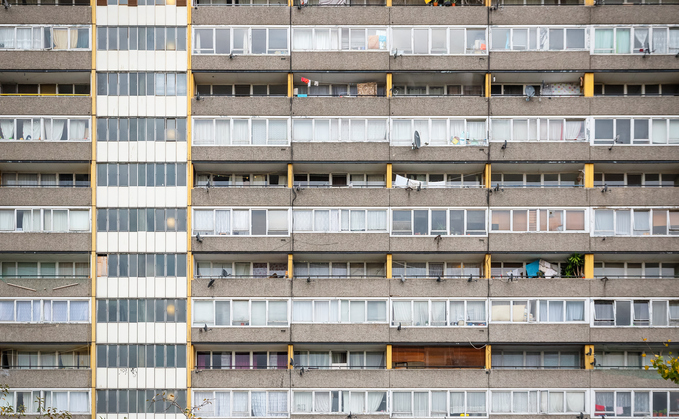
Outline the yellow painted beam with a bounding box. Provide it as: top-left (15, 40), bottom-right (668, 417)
top-left (584, 0), bottom-right (594, 6)
top-left (386, 163), bottom-right (392, 189)
top-left (288, 344), bottom-right (294, 369)
top-left (584, 254), bottom-right (594, 279)
top-left (386, 345), bottom-right (392, 369)
top-left (386, 254), bottom-right (392, 279)
top-left (485, 345), bottom-right (492, 370)
top-left (584, 163), bottom-right (594, 188)
top-left (288, 73), bottom-right (293, 98)
top-left (485, 73), bottom-right (491, 97)
top-left (386, 73), bottom-right (393, 98)
top-left (584, 345), bottom-right (595, 369)
top-left (583, 73), bottom-right (594, 97)
top-left (386, 0), bottom-right (391, 6)
top-left (287, 163), bottom-right (293, 188)
top-left (484, 163), bottom-right (491, 189)
top-left (288, 254), bottom-right (293, 278)
top-left (484, 254), bottom-right (491, 279)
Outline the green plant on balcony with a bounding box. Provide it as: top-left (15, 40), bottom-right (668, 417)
top-left (562, 253), bottom-right (584, 278)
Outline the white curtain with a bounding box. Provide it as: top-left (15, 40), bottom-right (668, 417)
top-left (565, 301), bottom-right (584, 321)
top-left (193, 120), bottom-right (214, 145)
top-left (467, 121), bottom-right (485, 141)
top-left (250, 392), bottom-right (266, 417)
top-left (366, 352), bottom-right (384, 369)
top-left (0, 28), bottom-right (14, 49)
top-left (69, 301), bottom-right (89, 322)
top-left (467, 301), bottom-right (485, 322)
top-left (449, 301), bottom-right (464, 325)
top-left (314, 211), bottom-right (330, 232)
top-left (652, 301), bottom-right (668, 326)
top-left (293, 120), bottom-right (313, 142)
top-left (214, 120), bottom-right (230, 145)
top-left (69, 392), bottom-right (88, 413)
top-left (315, 392), bottom-right (330, 413)
top-left (52, 210), bottom-right (68, 232)
top-left (652, 119), bottom-right (667, 144)
top-left (367, 393), bottom-right (385, 413)
top-left (565, 120), bottom-right (584, 141)
top-left (268, 392), bottom-right (287, 416)
top-left (367, 210), bottom-right (386, 231)
top-left (652, 28), bottom-right (667, 53)
top-left (594, 210), bottom-right (614, 233)
top-left (215, 210), bottom-right (230, 235)
top-left (293, 301), bottom-right (312, 322)
top-left (232, 210), bottom-right (249, 234)
top-left (412, 393), bottom-right (428, 417)
top-left (52, 392), bottom-right (68, 411)
top-left (393, 301), bottom-right (411, 325)
top-left (293, 210), bottom-right (313, 231)
top-left (615, 210), bottom-right (631, 235)
top-left (392, 393), bottom-right (411, 416)
top-left (450, 120), bottom-right (464, 139)
top-left (391, 120), bottom-right (411, 146)
top-left (594, 302), bottom-right (614, 321)
top-left (232, 392), bottom-right (249, 416)
top-left (634, 392), bottom-right (649, 414)
top-left (193, 210), bottom-right (214, 233)
top-left (251, 120), bottom-right (266, 145)
top-left (367, 120), bottom-right (387, 142)
top-left (250, 301), bottom-right (266, 326)
top-left (293, 29), bottom-right (312, 50)
top-left (69, 210), bottom-right (89, 231)
top-left (214, 392), bottom-right (230, 417)
top-left (633, 211), bottom-right (650, 235)
top-left (350, 301), bottom-right (365, 323)
top-left (46, 119), bottom-right (65, 141)
top-left (268, 210), bottom-right (288, 234)
top-left (268, 120), bottom-right (288, 145)
top-left (670, 29), bottom-right (679, 54)
top-left (492, 392), bottom-right (511, 413)
top-left (450, 393), bottom-right (465, 414)
top-left (294, 392), bottom-right (312, 413)
top-left (493, 120), bottom-right (511, 142)
top-left (232, 120), bottom-right (249, 145)
top-left (468, 393), bottom-right (486, 415)
top-left (565, 392), bottom-right (585, 412)
top-left (350, 210), bottom-right (365, 231)
top-left (70, 120), bottom-right (88, 141)
top-left (0, 119), bottom-right (14, 140)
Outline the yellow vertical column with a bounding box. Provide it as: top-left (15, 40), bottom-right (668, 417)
top-left (485, 345), bottom-right (492, 370)
top-left (386, 0), bottom-right (391, 6)
top-left (187, 2), bottom-right (194, 407)
top-left (386, 254), bottom-right (392, 279)
top-left (288, 254), bottom-right (294, 278)
top-left (485, 73), bottom-right (491, 97)
top-left (287, 164), bottom-right (293, 188)
top-left (584, 163), bottom-right (594, 188)
top-left (484, 164), bottom-right (491, 189)
top-left (386, 73), bottom-right (393, 97)
top-left (90, 2), bottom-right (97, 415)
top-left (584, 254), bottom-right (594, 279)
top-left (386, 164), bottom-right (392, 188)
top-left (288, 344), bottom-right (294, 369)
top-left (584, 345), bottom-right (595, 369)
top-left (583, 73), bottom-right (594, 97)
top-left (484, 254), bottom-right (491, 279)
top-left (386, 345), bottom-right (392, 369)
top-left (287, 73), bottom-right (293, 98)
top-left (584, 0), bottom-right (594, 6)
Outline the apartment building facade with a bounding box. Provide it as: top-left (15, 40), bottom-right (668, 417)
top-left (0, 0), bottom-right (678, 417)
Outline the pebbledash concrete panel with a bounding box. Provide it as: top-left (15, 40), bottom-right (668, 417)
top-left (192, 96), bottom-right (290, 116)
top-left (490, 97), bottom-right (591, 117)
top-left (389, 187), bottom-right (488, 208)
top-left (590, 146), bottom-right (679, 162)
top-left (390, 97), bottom-right (488, 117)
top-left (590, 55), bottom-right (679, 71)
top-left (0, 233), bottom-right (91, 252)
top-left (0, 277), bottom-right (92, 298)
top-left (291, 97), bottom-right (389, 117)
top-left (590, 327), bottom-right (679, 343)
top-left (0, 187), bottom-right (91, 207)
top-left (589, 278), bottom-right (679, 299)
top-left (590, 236), bottom-right (679, 253)
top-left (489, 187), bottom-right (589, 208)
top-left (292, 188), bottom-right (390, 208)
top-left (292, 52), bottom-right (389, 71)
top-left (490, 142), bottom-right (591, 162)
top-left (590, 97), bottom-right (678, 116)
top-left (489, 5), bottom-right (591, 26)
top-left (292, 277), bottom-right (390, 298)
top-left (0, 51), bottom-right (91, 71)
top-left (192, 369), bottom-right (291, 389)
top-left (192, 55), bottom-right (291, 72)
top-left (292, 6), bottom-right (390, 26)
top-left (489, 323), bottom-right (590, 342)
top-left (489, 278), bottom-right (593, 299)
top-left (390, 6), bottom-right (487, 26)
top-left (191, 327), bottom-right (291, 344)
top-left (1, 142), bottom-right (92, 162)
top-left (292, 142), bottom-right (390, 162)
top-left (389, 327), bottom-right (489, 344)
top-left (390, 146), bottom-right (489, 162)
top-left (291, 324), bottom-right (390, 343)
top-left (291, 369), bottom-right (389, 389)
top-left (390, 55), bottom-right (489, 72)
top-left (588, 187), bottom-right (679, 207)
top-left (489, 369), bottom-right (589, 389)
top-left (389, 369), bottom-right (488, 388)
top-left (590, 5), bottom-right (679, 25)
top-left (191, 6), bottom-right (290, 26)
top-left (191, 146), bottom-right (292, 162)
top-left (291, 233), bottom-right (390, 253)
top-left (191, 236), bottom-right (293, 253)
top-left (489, 233), bottom-right (591, 253)
top-left (191, 187), bottom-right (292, 207)
top-left (590, 369), bottom-right (679, 388)
top-left (0, 369), bottom-right (91, 389)
top-left (490, 51), bottom-right (591, 71)
top-left (191, 277), bottom-right (292, 298)
top-left (0, 323), bottom-right (91, 343)
top-left (390, 236), bottom-right (489, 253)
top-left (1, 96), bottom-right (91, 115)
top-left (0, 5), bottom-right (91, 24)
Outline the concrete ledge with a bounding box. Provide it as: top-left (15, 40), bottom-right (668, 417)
top-left (0, 142), bottom-right (92, 162)
top-left (589, 278), bottom-right (679, 299)
top-left (292, 97), bottom-right (389, 117)
top-left (292, 6), bottom-right (390, 25)
top-left (292, 52), bottom-right (389, 71)
top-left (292, 142), bottom-right (390, 162)
top-left (389, 277), bottom-right (488, 298)
top-left (0, 323), bottom-right (91, 343)
top-left (588, 187), bottom-right (679, 207)
top-left (0, 96), bottom-right (91, 115)
top-left (490, 51), bottom-right (590, 71)
top-left (589, 327), bottom-right (679, 343)
top-left (589, 236), bottom-right (679, 253)
top-left (391, 97), bottom-right (488, 117)
top-left (390, 236), bottom-right (489, 253)
top-left (490, 278), bottom-right (592, 298)
top-left (591, 369), bottom-right (678, 388)
top-left (192, 369), bottom-right (290, 388)
top-left (293, 188), bottom-right (389, 207)
top-left (0, 5), bottom-right (91, 24)
top-left (192, 146), bottom-right (292, 162)
top-left (489, 6), bottom-right (590, 25)
top-left (191, 187), bottom-right (291, 207)
top-left (0, 368), bottom-right (91, 389)
top-left (291, 233), bottom-right (389, 252)
top-left (390, 146), bottom-right (489, 162)
top-left (590, 146), bottom-right (679, 162)
top-left (0, 51), bottom-right (91, 71)
top-left (390, 55), bottom-right (489, 71)
top-left (389, 327), bottom-right (488, 344)
top-left (591, 55), bottom-right (679, 71)
top-left (0, 187), bottom-right (91, 207)
top-left (0, 233), bottom-right (91, 252)
top-left (390, 187), bottom-right (488, 207)
top-left (192, 96), bottom-right (290, 116)
top-left (389, 369), bottom-right (487, 388)
top-left (192, 277), bottom-right (291, 298)
top-left (292, 369), bottom-right (388, 388)
top-left (191, 236), bottom-right (292, 253)
top-left (590, 97), bottom-right (678, 116)
top-left (489, 141), bottom-right (590, 162)
top-left (490, 97), bottom-right (589, 117)
top-left (489, 188), bottom-right (588, 207)
top-left (591, 5), bottom-right (679, 25)
top-left (0, 277), bottom-right (91, 298)
top-left (192, 6), bottom-right (290, 25)
top-left (489, 324), bottom-right (589, 343)
top-left (291, 324), bottom-right (389, 343)
top-left (191, 327), bottom-right (291, 343)
top-left (192, 55), bottom-right (291, 71)
top-left (489, 369), bottom-right (589, 388)
top-left (391, 6), bottom-right (487, 25)
top-left (292, 277), bottom-right (389, 298)
top-left (488, 233), bottom-right (590, 253)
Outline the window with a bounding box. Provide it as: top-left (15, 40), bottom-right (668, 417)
top-left (391, 118), bottom-right (487, 146)
top-left (2, 349), bottom-right (89, 369)
top-left (292, 209), bottom-right (387, 233)
top-left (492, 349), bottom-right (581, 369)
top-left (292, 299), bottom-right (387, 324)
top-left (97, 27), bottom-right (186, 51)
top-left (197, 350), bottom-right (288, 370)
top-left (97, 390), bottom-right (187, 414)
top-left (491, 390), bottom-right (584, 414)
top-left (593, 118), bottom-right (679, 145)
top-left (195, 173), bottom-right (288, 188)
top-left (96, 73), bottom-right (187, 96)
top-left (0, 299), bottom-right (89, 323)
top-left (491, 118), bottom-right (586, 142)
top-left (193, 390), bottom-right (288, 418)
top-left (391, 27), bottom-right (487, 55)
top-left (594, 350), bottom-right (654, 369)
top-left (391, 209), bottom-right (487, 236)
top-left (96, 299), bottom-right (187, 323)
top-left (291, 390), bottom-right (386, 414)
top-left (195, 261), bottom-right (287, 278)
top-left (293, 262), bottom-right (385, 278)
top-left (293, 350), bottom-right (386, 370)
top-left (193, 118), bottom-right (289, 146)
top-left (0, 208), bottom-right (89, 232)
top-left (594, 262), bottom-right (679, 279)
top-left (193, 299), bottom-right (289, 327)
top-left (196, 84), bottom-right (288, 97)
top-left (97, 208), bottom-right (187, 232)
top-left (392, 299), bottom-right (487, 327)
top-left (491, 173), bottom-right (583, 188)
top-left (96, 345), bottom-right (186, 368)
top-left (103, 254), bottom-right (187, 278)
top-left (490, 300), bottom-right (586, 323)
top-left (0, 26), bottom-right (90, 50)
top-left (593, 208), bottom-right (679, 236)
top-left (292, 118), bottom-right (388, 143)
top-left (0, 117), bottom-right (90, 142)
top-left (194, 27), bottom-right (289, 55)
top-left (490, 27), bottom-right (587, 51)
top-left (0, 173), bottom-right (90, 188)
top-left (292, 27), bottom-right (387, 51)
top-left (96, 118), bottom-right (186, 142)
top-left (491, 209), bottom-right (586, 232)
top-left (593, 26), bottom-right (679, 54)
top-left (392, 391), bottom-right (486, 417)
top-left (192, 208), bottom-right (289, 236)
top-left (96, 164), bottom-right (187, 187)
top-left (392, 261), bottom-right (481, 279)
top-left (393, 173), bottom-right (483, 189)
top-left (0, 261), bottom-right (89, 279)
top-left (594, 390), bottom-right (679, 417)
top-left (593, 299), bottom-right (678, 327)
top-left (5, 390), bottom-right (90, 413)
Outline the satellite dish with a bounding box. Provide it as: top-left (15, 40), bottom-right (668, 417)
top-left (525, 85), bottom-right (536, 101)
top-left (412, 131), bottom-right (421, 150)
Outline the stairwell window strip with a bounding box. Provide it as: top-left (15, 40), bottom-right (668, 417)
top-left (96, 26), bottom-right (187, 51)
top-left (391, 118), bottom-right (487, 146)
top-left (391, 27), bottom-right (487, 55)
top-left (491, 118), bottom-right (587, 142)
top-left (192, 390), bottom-right (289, 418)
top-left (96, 389), bottom-right (187, 414)
top-left (592, 299), bottom-right (679, 327)
top-left (489, 299), bottom-right (587, 323)
top-left (0, 208), bottom-right (90, 232)
top-left (0, 390), bottom-right (90, 413)
top-left (292, 390), bottom-right (388, 414)
top-left (292, 27), bottom-right (387, 51)
top-left (192, 299), bottom-right (289, 327)
top-left (193, 118), bottom-right (289, 146)
top-left (0, 117), bottom-right (91, 142)
top-left (192, 208), bottom-right (290, 236)
top-left (390, 208), bottom-right (487, 236)
top-left (391, 299), bottom-right (487, 327)
top-left (96, 118), bottom-right (187, 142)
top-left (491, 390), bottom-right (586, 414)
top-left (293, 208), bottom-right (388, 233)
top-left (0, 299), bottom-right (90, 323)
top-left (292, 299), bottom-right (388, 324)
top-left (96, 299), bottom-right (187, 323)
top-left (96, 163), bottom-right (188, 187)
top-left (592, 208), bottom-right (679, 236)
top-left (194, 27), bottom-right (289, 55)
top-left (490, 208), bottom-right (587, 232)
top-left (593, 117), bottom-right (679, 145)
top-left (593, 390), bottom-right (679, 417)
top-left (0, 26), bottom-right (90, 50)
top-left (96, 344), bottom-right (187, 368)
top-left (592, 26), bottom-right (679, 54)
top-left (96, 72), bottom-right (188, 96)
top-left (489, 26), bottom-right (588, 51)
top-left (104, 253), bottom-right (187, 278)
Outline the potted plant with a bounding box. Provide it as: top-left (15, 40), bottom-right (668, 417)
top-left (562, 253), bottom-right (585, 278)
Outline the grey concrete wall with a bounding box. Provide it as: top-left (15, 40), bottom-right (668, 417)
top-left (1, 142), bottom-right (92, 162)
top-left (292, 142), bottom-right (390, 162)
top-left (389, 327), bottom-right (488, 344)
top-left (590, 327), bottom-right (679, 343)
top-left (292, 52), bottom-right (389, 71)
top-left (291, 369), bottom-right (389, 388)
top-left (192, 187), bottom-right (291, 207)
top-left (0, 369), bottom-right (91, 389)
top-left (489, 324), bottom-right (590, 342)
top-left (192, 55), bottom-right (291, 71)
top-left (390, 188), bottom-right (488, 207)
top-left (292, 277), bottom-right (389, 298)
top-left (1, 96), bottom-right (91, 115)
top-left (192, 236), bottom-right (293, 253)
top-left (489, 369), bottom-right (589, 388)
top-left (590, 5), bottom-right (679, 25)
top-left (390, 236), bottom-right (489, 253)
top-left (292, 6), bottom-right (389, 25)
top-left (291, 233), bottom-right (389, 252)
top-left (590, 97), bottom-right (677, 116)
top-left (390, 97), bottom-right (488, 117)
top-left (389, 369), bottom-right (487, 388)
top-left (192, 277), bottom-right (292, 298)
top-left (191, 327), bottom-right (291, 343)
top-left (192, 97), bottom-right (290, 116)
top-left (192, 6), bottom-right (290, 25)
top-left (0, 323), bottom-right (91, 343)
top-left (390, 146), bottom-right (489, 162)
top-left (0, 187), bottom-right (91, 207)
top-left (0, 233), bottom-right (91, 252)
top-left (489, 142), bottom-right (590, 162)
top-left (590, 369), bottom-right (679, 388)
top-left (0, 277), bottom-right (91, 298)
top-left (488, 233), bottom-right (590, 253)
top-left (489, 187), bottom-right (588, 207)
top-left (0, 51), bottom-right (91, 70)
top-left (191, 146), bottom-right (292, 162)
top-left (0, 6), bottom-right (91, 24)
top-left (390, 56), bottom-right (489, 72)
top-left (590, 236), bottom-right (679, 253)
top-left (490, 51), bottom-right (590, 71)
top-left (490, 278), bottom-right (592, 298)
top-left (391, 6), bottom-right (487, 25)
top-left (590, 146), bottom-right (679, 162)
top-left (490, 6), bottom-right (590, 25)
top-left (292, 188), bottom-right (389, 207)
top-left (192, 369), bottom-right (291, 388)
top-left (490, 97), bottom-right (588, 117)
top-left (389, 277), bottom-right (488, 298)
top-left (588, 187), bottom-right (679, 207)
top-left (292, 415), bottom-right (388, 419)
top-left (589, 278), bottom-right (679, 299)
top-left (590, 55), bottom-right (679, 71)
top-left (291, 324), bottom-right (389, 343)
top-left (291, 98), bottom-right (389, 117)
